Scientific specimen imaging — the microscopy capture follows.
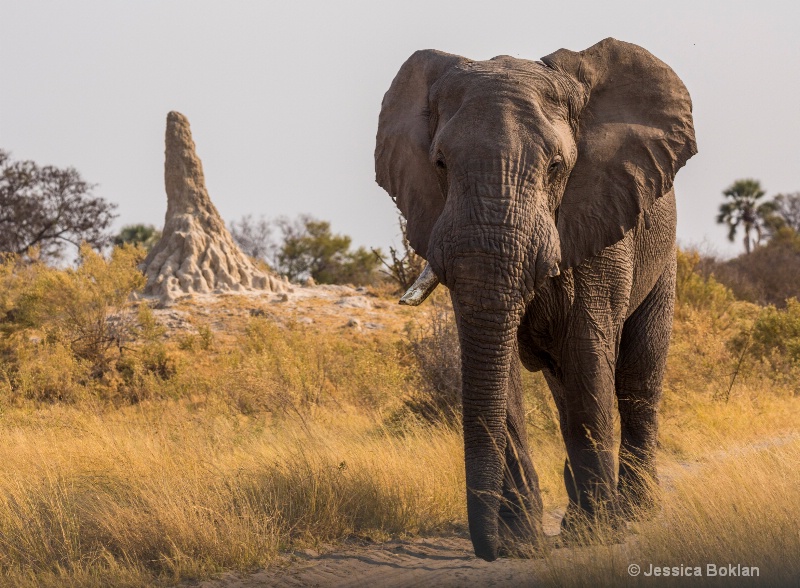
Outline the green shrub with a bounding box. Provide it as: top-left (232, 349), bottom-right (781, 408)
top-left (675, 249), bottom-right (735, 314)
top-left (0, 245), bottom-right (181, 404)
top-left (274, 215), bottom-right (382, 285)
top-left (2, 245), bottom-right (145, 373)
top-left (733, 298), bottom-right (800, 371)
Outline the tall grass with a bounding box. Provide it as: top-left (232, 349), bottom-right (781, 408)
top-left (0, 248), bottom-right (798, 585)
top-left (1, 396), bottom-right (797, 586)
top-left (0, 404), bottom-right (465, 587)
top-left (541, 437), bottom-right (800, 587)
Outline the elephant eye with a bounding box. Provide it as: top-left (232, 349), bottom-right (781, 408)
top-left (435, 155), bottom-right (447, 170)
top-left (548, 156), bottom-right (563, 175)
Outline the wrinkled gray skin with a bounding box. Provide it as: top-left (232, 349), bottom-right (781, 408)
top-left (375, 38), bottom-right (697, 561)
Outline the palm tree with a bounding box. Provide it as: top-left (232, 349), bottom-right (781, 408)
top-left (716, 179), bottom-right (772, 254)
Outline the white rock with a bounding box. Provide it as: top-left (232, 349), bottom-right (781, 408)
top-left (335, 296), bottom-right (373, 309)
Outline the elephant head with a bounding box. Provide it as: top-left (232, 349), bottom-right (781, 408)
top-left (375, 38), bottom-right (696, 560)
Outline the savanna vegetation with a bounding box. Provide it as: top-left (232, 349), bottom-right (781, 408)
top-left (0, 239), bottom-right (798, 587)
top-left (0, 161), bottom-right (798, 585)
top-left (230, 214), bottom-right (384, 286)
top-left (710, 181), bottom-right (800, 306)
top-left (0, 151), bottom-right (117, 262)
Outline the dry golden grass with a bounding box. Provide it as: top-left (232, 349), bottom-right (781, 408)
top-left (0, 403), bottom-right (466, 587)
top-left (1, 391), bottom-right (797, 587)
top-left (0, 249), bottom-right (798, 586)
top-left (541, 436), bottom-right (800, 587)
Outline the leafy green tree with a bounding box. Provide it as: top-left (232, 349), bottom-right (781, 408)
top-left (0, 149), bottom-right (117, 260)
top-left (337, 246), bottom-right (383, 286)
top-left (716, 179), bottom-right (772, 254)
top-left (274, 215), bottom-right (381, 285)
top-left (114, 224), bottom-right (161, 251)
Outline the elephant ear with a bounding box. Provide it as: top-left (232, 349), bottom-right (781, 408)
top-left (375, 50), bottom-right (467, 259)
top-left (542, 38), bottom-right (697, 270)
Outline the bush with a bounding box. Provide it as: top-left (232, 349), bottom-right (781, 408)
top-left (732, 298), bottom-right (800, 373)
top-left (274, 215), bottom-right (382, 285)
top-left (670, 249), bottom-right (800, 399)
top-left (2, 339), bottom-right (90, 403)
top-left (113, 305), bottom-right (177, 403)
top-left (675, 249), bottom-right (735, 315)
top-left (0, 245), bottom-right (180, 404)
top-left (724, 229), bottom-right (800, 307)
top-left (114, 223), bottom-right (161, 251)
top-left (694, 229), bottom-right (800, 308)
top-left (401, 291), bottom-right (462, 424)
top-left (2, 245), bottom-right (145, 373)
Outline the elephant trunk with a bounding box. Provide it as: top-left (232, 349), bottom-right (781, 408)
top-left (426, 180), bottom-right (561, 561)
top-left (449, 265), bottom-right (526, 562)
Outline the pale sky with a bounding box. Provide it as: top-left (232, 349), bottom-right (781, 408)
top-left (2, 1), bottom-right (798, 259)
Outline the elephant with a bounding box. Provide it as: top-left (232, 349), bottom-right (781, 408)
top-left (374, 38), bottom-right (697, 561)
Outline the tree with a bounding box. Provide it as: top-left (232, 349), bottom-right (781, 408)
top-left (716, 179), bottom-right (772, 254)
top-left (0, 150), bottom-right (117, 260)
top-left (761, 192), bottom-right (800, 236)
top-left (716, 228), bottom-right (800, 308)
top-left (274, 215), bottom-right (381, 285)
top-left (114, 224), bottom-right (161, 251)
top-left (229, 214), bottom-right (273, 261)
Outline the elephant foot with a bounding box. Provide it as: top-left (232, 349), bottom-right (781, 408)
top-left (470, 535), bottom-right (501, 562)
top-left (619, 496), bottom-right (660, 522)
top-left (497, 514), bottom-right (545, 558)
top-left (557, 505), bottom-right (625, 546)
top-left (618, 473), bottom-right (661, 521)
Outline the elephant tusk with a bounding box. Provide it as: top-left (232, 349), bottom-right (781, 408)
top-left (399, 263), bottom-right (439, 306)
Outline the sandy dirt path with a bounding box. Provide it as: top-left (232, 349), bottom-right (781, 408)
top-left (193, 511), bottom-right (585, 588)
top-left (186, 434), bottom-right (799, 588)
top-left (195, 536), bottom-right (559, 588)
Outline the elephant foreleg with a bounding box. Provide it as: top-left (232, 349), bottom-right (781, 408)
top-left (498, 352), bottom-right (544, 549)
top-left (615, 253), bottom-right (676, 517)
top-left (546, 344), bottom-right (620, 536)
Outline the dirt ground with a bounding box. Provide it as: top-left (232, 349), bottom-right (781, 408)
top-left (191, 511), bottom-right (578, 588)
top-left (151, 282), bottom-right (422, 342)
top-left (181, 434), bottom-right (799, 587)
top-left (195, 537), bottom-right (549, 588)
top-left (185, 503), bottom-right (616, 588)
